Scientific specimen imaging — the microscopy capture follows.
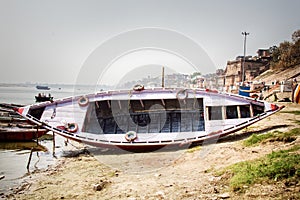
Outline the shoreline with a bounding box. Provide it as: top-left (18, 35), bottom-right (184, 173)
top-left (4, 102), bottom-right (300, 199)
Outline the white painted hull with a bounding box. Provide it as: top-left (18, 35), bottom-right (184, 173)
top-left (17, 88), bottom-right (284, 150)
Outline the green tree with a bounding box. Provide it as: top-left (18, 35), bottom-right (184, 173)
top-left (292, 29), bottom-right (300, 43)
top-left (270, 29), bottom-right (300, 69)
top-left (191, 72), bottom-right (202, 78)
top-left (190, 72), bottom-right (201, 84)
top-left (291, 30), bottom-right (300, 65)
top-left (269, 46), bottom-right (279, 63)
top-left (278, 41), bottom-right (293, 68)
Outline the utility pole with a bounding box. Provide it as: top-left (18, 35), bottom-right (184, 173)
top-left (161, 66), bottom-right (165, 88)
top-left (242, 31), bottom-right (249, 85)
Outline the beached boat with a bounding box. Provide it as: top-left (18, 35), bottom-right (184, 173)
top-left (0, 127), bottom-right (49, 141)
top-left (16, 87), bottom-right (284, 150)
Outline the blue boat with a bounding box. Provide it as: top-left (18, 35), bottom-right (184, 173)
top-left (239, 86), bottom-right (251, 97)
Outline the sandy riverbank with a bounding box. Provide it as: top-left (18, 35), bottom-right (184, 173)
top-left (5, 103), bottom-right (300, 200)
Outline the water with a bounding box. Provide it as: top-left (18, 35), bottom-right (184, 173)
top-left (0, 83), bottom-right (98, 105)
top-left (0, 83), bottom-right (96, 195)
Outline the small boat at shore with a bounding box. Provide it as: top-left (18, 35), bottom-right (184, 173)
top-left (0, 103), bottom-right (49, 141)
top-left (0, 126), bottom-right (49, 141)
top-left (16, 86), bottom-right (284, 150)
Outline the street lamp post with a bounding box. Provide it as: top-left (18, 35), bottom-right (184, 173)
top-left (242, 31), bottom-right (249, 85)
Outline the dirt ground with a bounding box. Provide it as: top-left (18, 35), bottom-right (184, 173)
top-left (5, 103), bottom-right (300, 200)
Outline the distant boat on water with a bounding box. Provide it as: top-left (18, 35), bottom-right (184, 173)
top-left (35, 93), bottom-right (53, 102)
top-left (36, 85), bottom-right (50, 90)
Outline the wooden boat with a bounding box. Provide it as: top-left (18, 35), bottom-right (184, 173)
top-left (0, 126), bottom-right (49, 141)
top-left (16, 87), bottom-right (284, 150)
top-left (35, 94), bottom-right (54, 102)
top-left (0, 110), bottom-right (28, 124)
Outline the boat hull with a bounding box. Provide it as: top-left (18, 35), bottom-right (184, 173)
top-left (17, 88), bottom-right (284, 150)
top-left (0, 128), bottom-right (49, 141)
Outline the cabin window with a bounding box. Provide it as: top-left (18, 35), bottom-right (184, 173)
top-left (240, 105), bottom-right (251, 118)
top-left (226, 106), bottom-right (238, 119)
top-left (130, 100), bottom-right (145, 112)
top-left (29, 106), bottom-right (45, 120)
top-left (83, 98), bottom-right (205, 134)
top-left (252, 104), bottom-right (264, 116)
top-left (143, 99), bottom-right (164, 110)
top-left (82, 102), bottom-right (103, 134)
top-left (130, 113), bottom-right (151, 127)
top-left (165, 99), bottom-right (180, 110)
top-left (208, 106), bottom-right (223, 120)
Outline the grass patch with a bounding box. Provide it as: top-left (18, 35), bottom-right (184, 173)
top-left (281, 110), bottom-right (300, 115)
top-left (221, 145), bottom-right (300, 191)
top-left (187, 145), bottom-right (201, 153)
top-left (243, 128), bottom-right (300, 146)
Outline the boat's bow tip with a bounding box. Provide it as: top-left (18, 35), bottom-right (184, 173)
top-left (16, 107), bottom-right (24, 115)
top-left (271, 104), bottom-right (286, 111)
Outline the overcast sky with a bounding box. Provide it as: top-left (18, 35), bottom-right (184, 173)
top-left (0, 0), bottom-right (299, 85)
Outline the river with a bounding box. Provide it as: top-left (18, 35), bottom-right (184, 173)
top-left (0, 83), bottom-right (98, 195)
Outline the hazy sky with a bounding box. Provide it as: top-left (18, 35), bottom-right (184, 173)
top-left (0, 0), bottom-right (299, 85)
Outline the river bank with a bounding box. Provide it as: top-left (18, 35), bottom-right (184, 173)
top-left (5, 102), bottom-right (299, 200)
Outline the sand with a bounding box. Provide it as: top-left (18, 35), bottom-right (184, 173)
top-left (5, 103), bottom-right (300, 200)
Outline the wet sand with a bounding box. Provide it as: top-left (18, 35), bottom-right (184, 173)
top-left (6, 103), bottom-right (300, 200)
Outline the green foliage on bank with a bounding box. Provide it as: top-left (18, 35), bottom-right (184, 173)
top-left (270, 29), bottom-right (300, 69)
top-left (281, 110), bottom-right (300, 115)
top-left (221, 145), bottom-right (300, 191)
top-left (243, 128), bottom-right (299, 146)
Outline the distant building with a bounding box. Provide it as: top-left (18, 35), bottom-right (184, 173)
top-left (192, 75), bottom-right (205, 88)
top-left (222, 49), bottom-right (271, 91)
top-left (257, 48), bottom-right (271, 59)
top-left (200, 69), bottom-right (225, 90)
top-left (165, 73), bottom-right (190, 87)
top-left (201, 49), bottom-right (272, 92)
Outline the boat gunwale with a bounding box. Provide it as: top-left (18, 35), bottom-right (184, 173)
top-left (27, 87), bottom-right (265, 110)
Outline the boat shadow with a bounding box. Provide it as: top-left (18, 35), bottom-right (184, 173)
top-left (86, 144), bottom-right (187, 156)
top-left (63, 124), bottom-right (291, 156)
